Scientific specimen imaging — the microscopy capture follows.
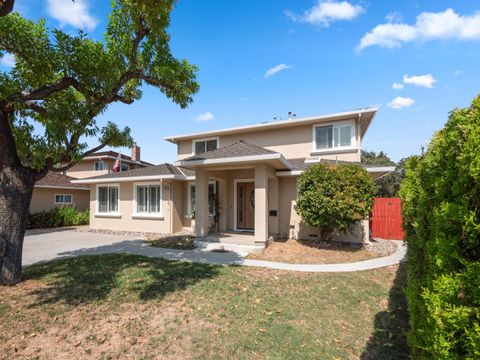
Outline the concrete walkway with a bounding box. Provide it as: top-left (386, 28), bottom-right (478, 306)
top-left (23, 229), bottom-right (406, 272)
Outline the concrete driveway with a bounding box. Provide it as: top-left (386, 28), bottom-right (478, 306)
top-left (23, 229), bottom-right (140, 266)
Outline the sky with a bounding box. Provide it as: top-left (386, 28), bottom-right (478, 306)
top-left (2, 0), bottom-right (480, 164)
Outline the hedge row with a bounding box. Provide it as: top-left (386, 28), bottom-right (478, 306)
top-left (400, 96), bottom-right (480, 358)
top-left (28, 207), bottom-right (89, 229)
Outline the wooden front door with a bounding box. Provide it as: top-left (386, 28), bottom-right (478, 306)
top-left (237, 182), bottom-right (255, 230)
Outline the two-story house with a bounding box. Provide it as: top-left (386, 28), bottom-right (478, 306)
top-left (73, 108), bottom-right (393, 245)
top-left (30, 145), bottom-right (152, 214)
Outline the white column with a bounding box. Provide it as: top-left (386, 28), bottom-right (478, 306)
top-left (254, 164), bottom-right (268, 243)
top-left (195, 169), bottom-right (209, 237)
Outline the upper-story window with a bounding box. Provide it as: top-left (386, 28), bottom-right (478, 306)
top-left (94, 161), bottom-right (106, 171)
top-left (120, 164), bottom-right (129, 172)
top-left (193, 138), bottom-right (218, 155)
top-left (313, 121), bottom-right (355, 151)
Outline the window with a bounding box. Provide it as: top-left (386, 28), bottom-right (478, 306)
top-left (135, 184), bottom-right (162, 215)
top-left (54, 194), bottom-right (73, 205)
top-left (193, 138), bottom-right (218, 155)
top-left (94, 161), bottom-right (106, 171)
top-left (120, 164), bottom-right (129, 172)
top-left (188, 181), bottom-right (216, 217)
top-left (97, 185), bottom-right (119, 214)
top-left (314, 122), bottom-right (354, 150)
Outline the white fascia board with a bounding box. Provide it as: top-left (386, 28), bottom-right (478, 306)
top-left (276, 170), bottom-right (303, 177)
top-left (34, 185), bottom-right (90, 191)
top-left (71, 174), bottom-right (189, 184)
top-left (175, 153), bottom-right (291, 168)
top-left (364, 166), bottom-right (395, 173)
top-left (165, 108), bottom-right (378, 143)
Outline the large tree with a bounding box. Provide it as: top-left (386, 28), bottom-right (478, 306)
top-left (0, 0), bottom-right (199, 285)
top-left (361, 150), bottom-right (406, 197)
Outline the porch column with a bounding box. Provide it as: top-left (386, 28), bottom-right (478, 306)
top-left (195, 169), bottom-right (209, 237)
top-left (254, 164), bottom-right (268, 243)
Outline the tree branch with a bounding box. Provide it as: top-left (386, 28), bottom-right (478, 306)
top-left (0, 0), bottom-right (14, 17)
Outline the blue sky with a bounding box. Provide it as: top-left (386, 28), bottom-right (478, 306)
top-left (2, 0), bottom-right (480, 163)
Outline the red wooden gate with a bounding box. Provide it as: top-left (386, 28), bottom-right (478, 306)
top-left (370, 197), bottom-right (404, 240)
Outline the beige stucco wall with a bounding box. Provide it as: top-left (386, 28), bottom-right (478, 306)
top-left (277, 176), bottom-right (368, 243)
top-left (176, 118), bottom-right (361, 162)
top-left (30, 188), bottom-right (90, 214)
top-left (89, 180), bottom-right (175, 234)
top-left (67, 159), bottom-right (114, 179)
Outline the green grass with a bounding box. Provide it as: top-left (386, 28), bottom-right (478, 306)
top-left (0, 254), bottom-right (409, 359)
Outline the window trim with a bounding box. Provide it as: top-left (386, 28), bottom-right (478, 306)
top-left (54, 194), bottom-right (73, 205)
top-left (312, 120), bottom-right (357, 153)
top-left (95, 183), bottom-right (121, 217)
top-left (191, 136), bottom-right (220, 155)
top-left (94, 160), bottom-right (106, 172)
top-left (186, 180), bottom-right (217, 218)
top-left (132, 181), bottom-right (163, 219)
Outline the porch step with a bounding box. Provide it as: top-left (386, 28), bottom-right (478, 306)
top-left (194, 240), bottom-right (265, 256)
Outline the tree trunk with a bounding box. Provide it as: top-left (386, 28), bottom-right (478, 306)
top-left (0, 165), bottom-right (35, 285)
top-left (0, 110), bottom-right (37, 285)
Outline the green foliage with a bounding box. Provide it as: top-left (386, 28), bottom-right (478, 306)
top-left (295, 163), bottom-right (377, 240)
top-left (0, 2), bottom-right (199, 171)
top-left (28, 207), bottom-right (89, 229)
top-left (400, 95), bottom-right (480, 359)
top-left (361, 150), bottom-right (407, 196)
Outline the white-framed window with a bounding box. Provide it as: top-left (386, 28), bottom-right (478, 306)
top-left (193, 137), bottom-right (219, 155)
top-left (120, 164), bottom-right (129, 172)
top-left (54, 194), bottom-right (73, 205)
top-left (188, 181), bottom-right (216, 217)
top-left (94, 161), bottom-right (106, 171)
top-left (133, 182), bottom-right (162, 216)
top-left (96, 184), bottom-right (120, 214)
top-left (313, 121), bottom-right (356, 151)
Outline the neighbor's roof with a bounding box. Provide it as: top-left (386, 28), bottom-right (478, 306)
top-left (175, 141), bottom-right (291, 169)
top-left (165, 108), bottom-right (378, 143)
top-left (72, 163), bottom-right (194, 184)
top-left (83, 151), bottom-right (154, 167)
top-left (35, 171), bottom-right (89, 190)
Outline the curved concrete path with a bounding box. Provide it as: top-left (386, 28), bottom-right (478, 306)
top-left (24, 229), bottom-right (406, 272)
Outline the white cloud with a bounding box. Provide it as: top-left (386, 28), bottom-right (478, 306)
top-left (403, 74), bottom-right (436, 88)
top-left (388, 96), bottom-right (415, 109)
top-left (454, 69), bottom-right (464, 76)
top-left (47, 0), bottom-right (98, 31)
top-left (392, 82), bottom-right (404, 90)
top-left (286, 0), bottom-right (363, 27)
top-left (195, 112), bottom-right (215, 123)
top-left (264, 64), bottom-right (291, 78)
top-left (385, 12), bottom-right (403, 23)
top-left (358, 8), bottom-right (480, 50)
top-left (0, 53), bottom-right (15, 67)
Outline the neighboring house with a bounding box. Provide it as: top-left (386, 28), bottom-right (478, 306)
top-left (30, 145), bottom-right (152, 214)
top-left (31, 171), bottom-right (90, 213)
top-left (73, 108), bottom-right (394, 245)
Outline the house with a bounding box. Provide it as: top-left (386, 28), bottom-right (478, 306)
top-left (31, 171), bottom-right (90, 213)
top-left (72, 108), bottom-right (393, 245)
top-left (30, 145), bottom-right (152, 214)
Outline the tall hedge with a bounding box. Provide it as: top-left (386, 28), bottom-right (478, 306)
top-left (400, 95), bottom-right (480, 359)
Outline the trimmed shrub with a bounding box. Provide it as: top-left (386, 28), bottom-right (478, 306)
top-left (400, 95), bottom-right (480, 359)
top-left (295, 163), bottom-right (377, 240)
top-left (28, 207), bottom-right (89, 229)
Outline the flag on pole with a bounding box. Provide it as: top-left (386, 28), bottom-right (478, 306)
top-left (113, 153), bottom-right (121, 173)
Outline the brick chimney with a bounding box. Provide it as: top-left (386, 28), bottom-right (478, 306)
top-left (131, 144), bottom-right (141, 162)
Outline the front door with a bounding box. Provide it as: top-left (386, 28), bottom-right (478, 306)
top-left (237, 182), bottom-right (255, 230)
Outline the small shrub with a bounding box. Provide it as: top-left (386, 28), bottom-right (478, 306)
top-left (400, 95), bottom-right (480, 358)
top-left (295, 163), bottom-right (377, 240)
top-left (28, 207), bottom-right (90, 229)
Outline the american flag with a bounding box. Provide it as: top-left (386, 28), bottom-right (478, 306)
top-left (113, 153), bottom-right (121, 173)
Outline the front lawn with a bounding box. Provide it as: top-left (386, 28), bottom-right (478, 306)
top-left (0, 254), bottom-right (409, 359)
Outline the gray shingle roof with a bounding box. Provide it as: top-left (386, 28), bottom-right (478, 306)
top-left (35, 171), bottom-right (89, 189)
top-left (181, 141), bottom-right (278, 162)
top-left (80, 163), bottom-right (194, 180)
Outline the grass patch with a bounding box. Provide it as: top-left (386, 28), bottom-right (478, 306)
top-left (146, 235), bottom-right (196, 250)
top-left (0, 254), bottom-right (409, 359)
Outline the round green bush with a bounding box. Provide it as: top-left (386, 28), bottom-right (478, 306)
top-left (295, 163), bottom-right (377, 241)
